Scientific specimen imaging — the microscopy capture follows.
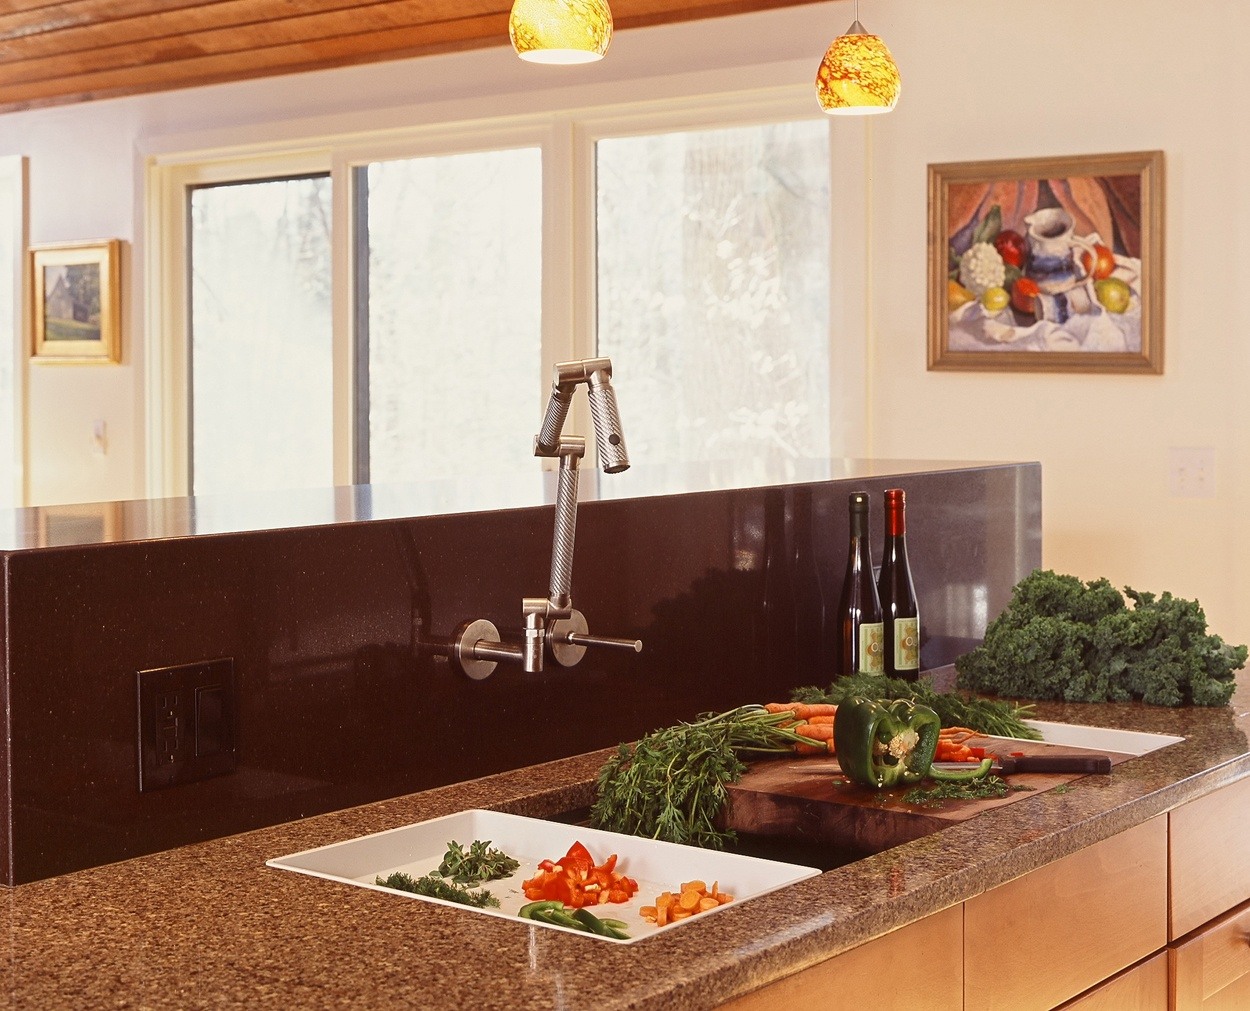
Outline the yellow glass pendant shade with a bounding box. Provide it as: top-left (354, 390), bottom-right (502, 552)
top-left (815, 19), bottom-right (901, 115)
top-left (509, 0), bottom-right (613, 65)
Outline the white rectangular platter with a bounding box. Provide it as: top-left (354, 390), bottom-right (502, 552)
top-left (267, 809), bottom-right (820, 944)
top-left (1024, 719), bottom-right (1184, 756)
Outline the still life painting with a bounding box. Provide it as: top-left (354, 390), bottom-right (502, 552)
top-left (927, 151), bottom-right (1163, 373)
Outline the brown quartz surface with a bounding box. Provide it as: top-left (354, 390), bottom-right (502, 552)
top-left (3, 675), bottom-right (1248, 1010)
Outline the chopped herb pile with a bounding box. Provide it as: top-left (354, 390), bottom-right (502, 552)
top-left (955, 569), bottom-right (1246, 707)
top-left (375, 870), bottom-right (500, 908)
top-left (792, 673), bottom-right (1041, 740)
top-left (437, 839), bottom-right (520, 885)
top-left (902, 776), bottom-right (1031, 807)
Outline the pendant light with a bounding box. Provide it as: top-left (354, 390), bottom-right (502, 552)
top-left (815, 1), bottom-right (900, 115)
top-left (509, 0), bottom-right (613, 65)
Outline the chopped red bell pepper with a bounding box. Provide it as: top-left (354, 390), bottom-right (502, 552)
top-left (521, 840), bottom-right (639, 908)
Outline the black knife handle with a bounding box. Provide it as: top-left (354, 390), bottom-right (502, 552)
top-left (1007, 755), bottom-right (1113, 775)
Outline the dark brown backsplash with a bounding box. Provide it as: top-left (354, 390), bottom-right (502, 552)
top-left (0, 462), bottom-right (1040, 883)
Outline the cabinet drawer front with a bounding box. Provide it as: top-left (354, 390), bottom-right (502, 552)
top-left (1061, 953), bottom-right (1167, 1009)
top-left (965, 816), bottom-right (1168, 1010)
top-left (1171, 776), bottom-right (1250, 939)
top-left (719, 903), bottom-right (962, 1010)
top-left (1171, 897), bottom-right (1250, 1008)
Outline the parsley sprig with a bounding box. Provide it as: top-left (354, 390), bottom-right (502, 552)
top-left (437, 839), bottom-right (520, 885)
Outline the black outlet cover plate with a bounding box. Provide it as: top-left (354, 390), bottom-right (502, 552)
top-left (136, 657), bottom-right (237, 792)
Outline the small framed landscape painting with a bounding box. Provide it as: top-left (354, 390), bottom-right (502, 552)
top-left (927, 151), bottom-right (1164, 374)
top-left (31, 239), bottom-right (121, 363)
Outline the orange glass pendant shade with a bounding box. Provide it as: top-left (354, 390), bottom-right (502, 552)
top-left (815, 19), bottom-right (901, 115)
top-left (509, 0), bottom-right (613, 64)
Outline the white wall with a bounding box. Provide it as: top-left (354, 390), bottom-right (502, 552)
top-left (870, 0), bottom-right (1249, 645)
top-left (0, 0), bottom-right (1244, 645)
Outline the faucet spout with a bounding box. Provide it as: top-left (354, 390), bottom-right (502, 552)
top-left (447, 356), bottom-right (638, 681)
top-left (535, 357), bottom-right (629, 474)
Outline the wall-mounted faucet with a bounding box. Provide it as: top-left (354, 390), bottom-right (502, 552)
top-left (447, 357), bottom-right (642, 680)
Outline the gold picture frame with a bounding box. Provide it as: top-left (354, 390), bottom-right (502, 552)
top-left (927, 151), bottom-right (1164, 374)
top-left (30, 239), bottom-right (121, 363)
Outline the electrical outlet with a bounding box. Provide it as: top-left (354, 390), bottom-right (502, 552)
top-left (137, 658), bottom-right (237, 791)
top-left (1168, 447), bottom-right (1216, 499)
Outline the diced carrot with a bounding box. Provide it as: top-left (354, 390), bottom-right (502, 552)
top-left (671, 909), bottom-right (693, 920)
top-left (679, 890), bottom-right (701, 911)
top-left (640, 905), bottom-right (657, 919)
top-left (681, 880), bottom-right (707, 893)
top-left (698, 896), bottom-right (719, 912)
top-left (656, 905), bottom-right (669, 927)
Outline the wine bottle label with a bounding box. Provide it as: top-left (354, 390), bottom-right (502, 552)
top-left (859, 622), bottom-right (884, 674)
top-left (894, 617), bottom-right (920, 671)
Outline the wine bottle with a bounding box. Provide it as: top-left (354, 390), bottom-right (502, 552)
top-left (878, 487), bottom-right (920, 681)
top-left (838, 491), bottom-right (883, 676)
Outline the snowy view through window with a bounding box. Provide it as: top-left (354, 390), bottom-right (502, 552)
top-left (596, 120), bottom-right (831, 494)
top-left (190, 175), bottom-right (333, 495)
top-left (186, 117), bottom-right (830, 498)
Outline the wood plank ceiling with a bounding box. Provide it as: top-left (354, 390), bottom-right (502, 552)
top-left (0, 0), bottom-right (825, 113)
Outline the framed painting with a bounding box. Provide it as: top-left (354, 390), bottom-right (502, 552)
top-left (30, 239), bottom-right (121, 363)
top-left (927, 151), bottom-right (1164, 374)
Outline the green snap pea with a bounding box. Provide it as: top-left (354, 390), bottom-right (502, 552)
top-left (518, 900), bottom-right (563, 919)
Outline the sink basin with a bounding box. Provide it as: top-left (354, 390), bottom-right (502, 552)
top-left (267, 809), bottom-right (819, 944)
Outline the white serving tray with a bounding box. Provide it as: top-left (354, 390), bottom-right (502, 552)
top-left (267, 809), bottom-right (820, 944)
top-left (1024, 719), bottom-right (1184, 757)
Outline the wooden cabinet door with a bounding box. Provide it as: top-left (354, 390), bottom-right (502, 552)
top-left (1170, 777), bottom-right (1250, 940)
top-left (964, 816), bottom-right (1168, 1010)
top-left (719, 903), bottom-right (962, 1010)
top-left (1171, 897), bottom-right (1250, 1009)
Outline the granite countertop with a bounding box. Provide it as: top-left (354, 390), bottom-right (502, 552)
top-left (3, 678), bottom-right (1248, 1010)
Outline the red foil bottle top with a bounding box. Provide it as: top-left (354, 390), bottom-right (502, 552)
top-left (885, 488), bottom-right (906, 536)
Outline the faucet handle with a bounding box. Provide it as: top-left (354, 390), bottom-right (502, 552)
top-left (449, 618), bottom-right (523, 680)
top-left (547, 609), bottom-right (643, 668)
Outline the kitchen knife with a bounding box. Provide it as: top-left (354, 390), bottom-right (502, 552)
top-left (936, 754), bottom-right (1113, 776)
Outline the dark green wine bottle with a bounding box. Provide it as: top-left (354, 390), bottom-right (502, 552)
top-left (838, 491), bottom-right (883, 676)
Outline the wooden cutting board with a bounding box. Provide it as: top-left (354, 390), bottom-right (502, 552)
top-left (721, 735), bottom-right (1134, 855)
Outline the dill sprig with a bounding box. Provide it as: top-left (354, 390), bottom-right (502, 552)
top-left (792, 673), bottom-right (1042, 740)
top-left (901, 775), bottom-right (1032, 808)
top-left (375, 870), bottom-right (500, 908)
top-left (589, 704), bottom-right (818, 849)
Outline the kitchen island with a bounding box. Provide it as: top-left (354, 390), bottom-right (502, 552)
top-left (2, 675), bottom-right (1247, 1009)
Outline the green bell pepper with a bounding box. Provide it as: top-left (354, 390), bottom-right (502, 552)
top-left (833, 696), bottom-right (993, 789)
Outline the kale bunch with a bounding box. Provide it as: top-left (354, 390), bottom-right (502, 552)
top-left (955, 569), bottom-right (1246, 707)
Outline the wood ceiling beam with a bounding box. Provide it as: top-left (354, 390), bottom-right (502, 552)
top-left (0, 0), bottom-right (826, 114)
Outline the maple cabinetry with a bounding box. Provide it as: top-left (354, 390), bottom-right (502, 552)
top-left (720, 773), bottom-right (1250, 1010)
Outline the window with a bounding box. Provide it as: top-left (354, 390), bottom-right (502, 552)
top-left (596, 120), bottom-right (830, 491)
top-left (355, 147), bottom-right (542, 484)
top-left (151, 91), bottom-right (836, 502)
top-left (188, 175), bottom-right (333, 496)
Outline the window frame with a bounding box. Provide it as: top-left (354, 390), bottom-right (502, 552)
top-left (145, 85), bottom-right (855, 498)
top-left (0, 155), bottom-right (26, 507)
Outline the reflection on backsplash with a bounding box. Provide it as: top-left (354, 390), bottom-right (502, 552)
top-left (0, 460), bottom-right (1040, 883)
